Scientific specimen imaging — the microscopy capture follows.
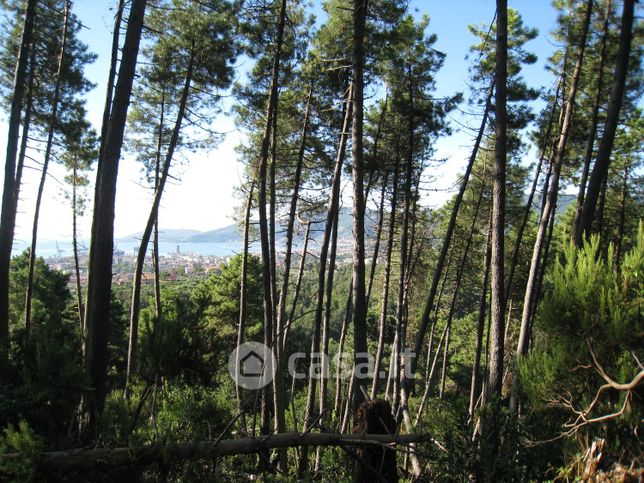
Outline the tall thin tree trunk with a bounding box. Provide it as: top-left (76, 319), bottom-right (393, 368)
top-left (573, 0), bottom-right (612, 239)
top-left (469, 219), bottom-right (492, 420)
top-left (81, 0), bottom-right (147, 434)
top-left (334, 276), bottom-right (353, 420)
top-left (366, 171), bottom-right (388, 307)
top-left (614, 163), bottom-right (628, 269)
top-left (486, 0), bottom-right (508, 403)
top-left (236, 179), bottom-right (255, 432)
top-left (72, 166), bottom-right (84, 332)
top-left (504, 79), bottom-right (561, 302)
top-left (577, 0), bottom-right (635, 245)
top-left (24, 1), bottom-right (71, 333)
top-left (440, 183), bottom-right (485, 399)
top-left (411, 81), bottom-right (493, 377)
top-left (516, 0), bottom-right (593, 367)
top-left (256, 1), bottom-right (287, 465)
top-left (370, 158), bottom-right (399, 399)
top-left (0, 0), bottom-right (38, 371)
top-left (283, 219), bottom-right (311, 348)
top-left (298, 85), bottom-right (352, 477)
top-left (351, 0), bottom-right (369, 410)
top-left (126, 48), bottom-right (195, 394)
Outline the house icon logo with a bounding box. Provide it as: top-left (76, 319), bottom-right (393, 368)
top-left (228, 342), bottom-right (276, 389)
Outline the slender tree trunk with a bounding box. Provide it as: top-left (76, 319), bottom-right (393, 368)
top-left (298, 85), bottom-right (352, 477)
top-left (486, 0), bottom-right (508, 402)
top-left (0, 0), bottom-right (38, 371)
top-left (614, 163), bottom-right (628, 269)
top-left (126, 49), bottom-right (194, 394)
top-left (366, 171), bottom-right (388, 307)
top-left (14, 48), bottom-right (36, 205)
top-left (516, 0), bottom-right (593, 366)
top-left (334, 276), bottom-right (353, 420)
top-left (573, 0), bottom-right (612, 239)
top-left (276, 89), bottom-right (311, 353)
top-left (256, 1), bottom-right (287, 465)
top-left (370, 158), bottom-right (399, 399)
top-left (351, 0), bottom-right (369, 409)
top-left (236, 180), bottom-right (255, 431)
top-left (25, 1), bottom-right (71, 333)
top-left (81, 0), bottom-right (147, 435)
top-left (283, 220), bottom-right (311, 348)
top-left (469, 219), bottom-right (492, 420)
top-left (439, 183), bottom-right (485, 399)
top-left (72, 167), bottom-right (84, 332)
top-left (504, 80), bottom-right (561, 302)
top-left (577, 0), bottom-right (635, 245)
top-left (411, 81), bottom-right (493, 377)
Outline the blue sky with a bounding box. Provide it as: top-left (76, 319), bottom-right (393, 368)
top-left (1, 0), bottom-right (560, 244)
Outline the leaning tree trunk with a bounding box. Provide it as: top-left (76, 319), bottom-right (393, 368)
top-left (283, 219), bottom-right (311, 349)
top-left (439, 182), bottom-right (485, 399)
top-left (573, 0), bottom-right (612, 239)
top-left (515, 0), bottom-right (593, 370)
top-left (576, 0), bottom-right (635, 245)
top-left (370, 157), bottom-right (399, 400)
top-left (126, 52), bottom-right (194, 394)
top-left (25, 2), bottom-right (70, 333)
top-left (81, 0), bottom-right (147, 436)
top-left (0, 0), bottom-right (38, 372)
top-left (298, 85), bottom-right (352, 477)
top-left (411, 81), bottom-right (493, 377)
top-left (504, 79), bottom-right (561, 302)
top-left (72, 166), bottom-right (84, 332)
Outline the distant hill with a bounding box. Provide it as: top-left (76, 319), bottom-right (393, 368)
top-left (118, 228), bottom-right (202, 244)
top-left (118, 194), bottom-right (576, 247)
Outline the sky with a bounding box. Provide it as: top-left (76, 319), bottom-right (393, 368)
top-left (0, 0), bottom-right (560, 245)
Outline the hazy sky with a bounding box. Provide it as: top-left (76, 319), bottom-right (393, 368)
top-left (0, 0), bottom-right (559, 245)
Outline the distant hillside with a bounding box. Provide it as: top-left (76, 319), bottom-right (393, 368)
top-left (118, 195), bottom-right (576, 247)
top-left (118, 228), bottom-right (202, 244)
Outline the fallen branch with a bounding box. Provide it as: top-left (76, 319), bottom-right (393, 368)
top-left (2, 432), bottom-right (430, 474)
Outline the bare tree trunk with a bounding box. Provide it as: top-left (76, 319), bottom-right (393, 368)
top-left (82, 0), bottom-right (147, 435)
top-left (283, 220), bottom-right (311, 348)
top-left (439, 183), bottom-right (485, 399)
top-left (126, 49), bottom-right (195, 394)
top-left (486, 0), bottom-right (508, 403)
top-left (236, 180), bottom-right (255, 432)
top-left (573, 0), bottom-right (612, 239)
top-left (613, 163), bottom-right (628, 269)
top-left (516, 0), bottom-right (593, 365)
top-left (298, 85), bottom-right (352, 477)
top-left (351, 0), bottom-right (369, 409)
top-left (504, 79), bottom-right (561, 302)
top-left (255, 1), bottom-right (287, 466)
top-left (469, 219), bottom-right (492, 420)
top-left (366, 171), bottom-right (388, 307)
top-left (0, 0), bottom-right (38, 371)
top-left (577, 0), bottom-right (635, 245)
top-left (13, 48), bottom-right (36, 207)
top-left (25, 1), bottom-right (70, 333)
top-left (334, 276), bottom-right (353, 420)
top-left (370, 158), bottom-right (399, 399)
top-left (72, 166), bottom-right (84, 332)
top-left (411, 81), bottom-right (493, 377)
